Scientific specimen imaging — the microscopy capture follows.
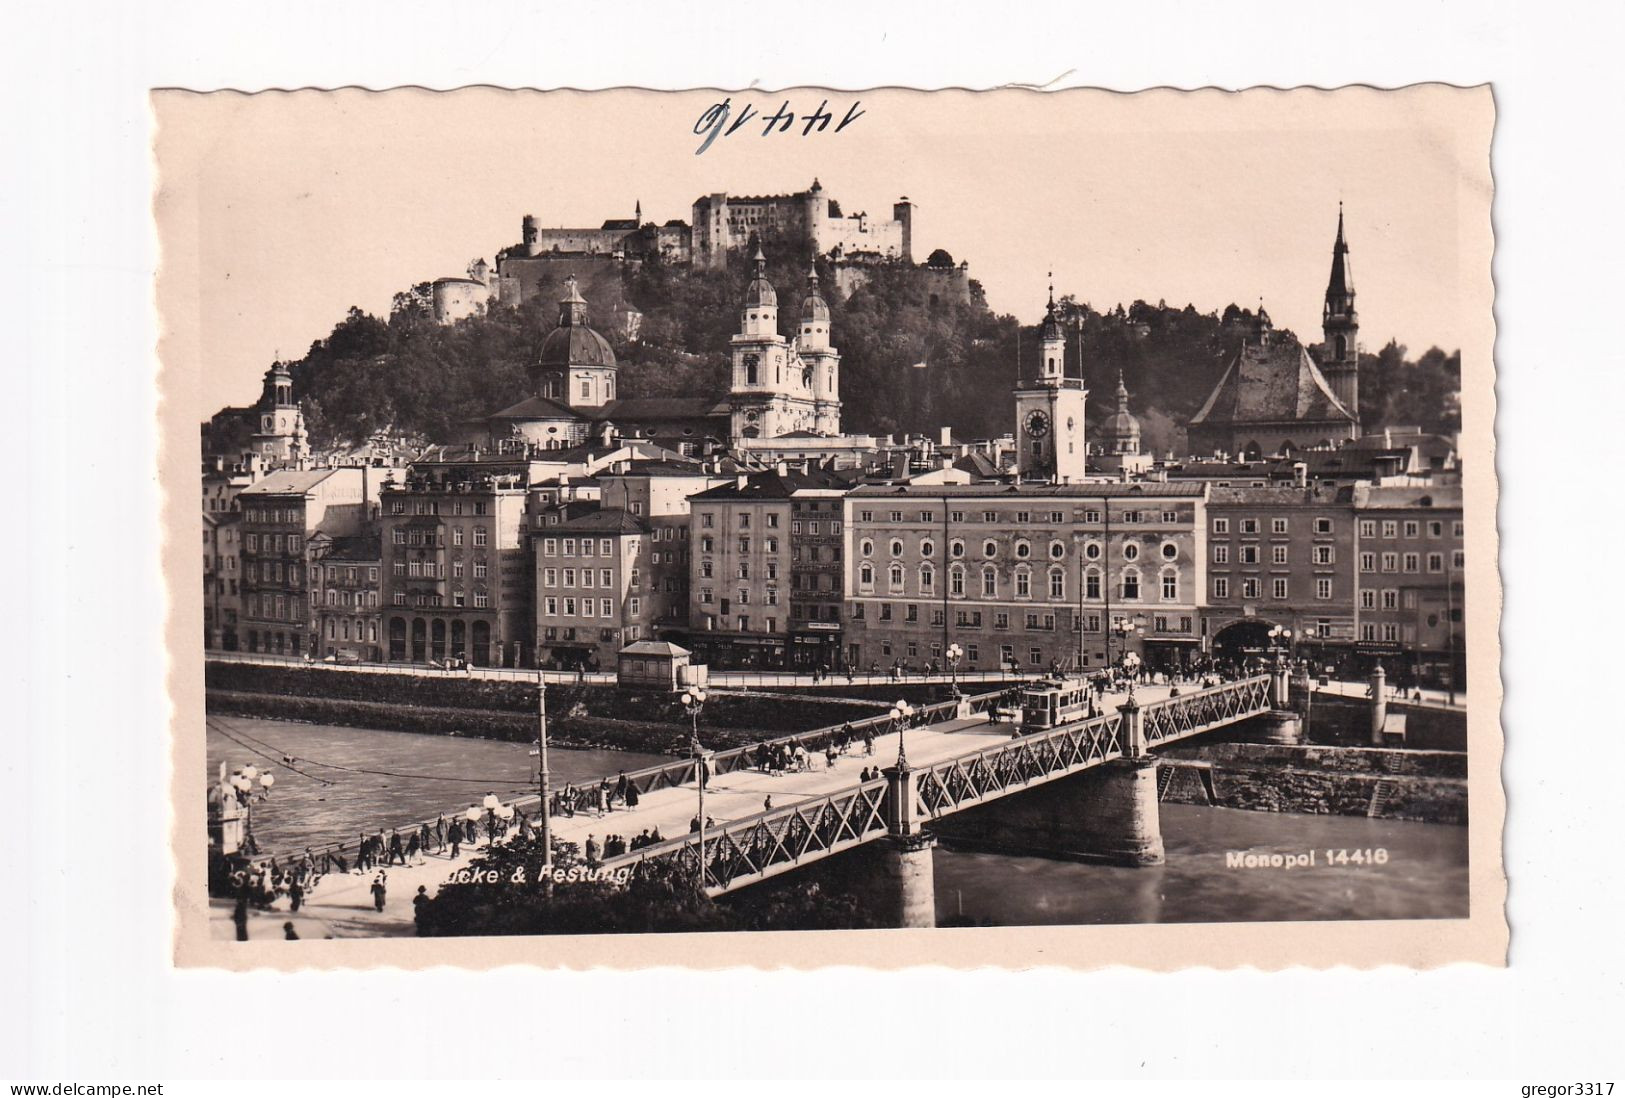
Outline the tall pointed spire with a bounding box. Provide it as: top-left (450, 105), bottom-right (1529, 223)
top-left (1116, 367), bottom-right (1129, 410)
top-left (1325, 202), bottom-right (1355, 307)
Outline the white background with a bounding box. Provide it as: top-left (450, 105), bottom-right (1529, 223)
top-left (4, 0), bottom-right (1623, 1081)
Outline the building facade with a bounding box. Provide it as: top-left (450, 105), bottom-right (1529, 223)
top-left (202, 511), bottom-right (241, 650)
top-left (379, 456), bottom-right (530, 667)
top-left (842, 483), bottom-right (1208, 675)
top-left (597, 461), bottom-right (733, 639)
top-left (238, 467), bottom-right (381, 656)
top-left (534, 509), bottom-right (650, 670)
top-left (788, 491), bottom-right (846, 669)
top-left (1201, 484), bottom-right (1358, 669)
top-left (1013, 289), bottom-right (1087, 483)
top-left (309, 534), bottom-right (383, 661)
top-left (1352, 484), bottom-right (1465, 687)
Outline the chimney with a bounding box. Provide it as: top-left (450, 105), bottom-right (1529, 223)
top-left (940, 426), bottom-right (952, 447)
top-left (1293, 461), bottom-right (1308, 488)
top-left (736, 474), bottom-right (748, 489)
top-left (775, 461), bottom-right (788, 477)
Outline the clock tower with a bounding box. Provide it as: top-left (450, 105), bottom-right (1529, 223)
top-left (1014, 284), bottom-right (1087, 482)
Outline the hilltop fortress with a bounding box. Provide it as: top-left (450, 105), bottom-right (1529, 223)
top-left (429, 180), bottom-right (972, 323)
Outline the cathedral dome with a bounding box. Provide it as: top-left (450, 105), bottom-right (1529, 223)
top-left (538, 324), bottom-right (616, 370)
top-left (538, 275), bottom-right (616, 369)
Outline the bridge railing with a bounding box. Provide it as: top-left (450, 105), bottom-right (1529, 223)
top-left (915, 710), bottom-right (1127, 819)
top-left (553, 685), bottom-right (1010, 807)
top-left (604, 777), bottom-right (893, 894)
top-left (1139, 674), bottom-right (1272, 746)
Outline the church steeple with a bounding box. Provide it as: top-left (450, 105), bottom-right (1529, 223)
top-left (1320, 203), bottom-right (1361, 429)
top-left (1038, 275), bottom-right (1065, 382)
top-left (559, 275), bottom-right (589, 327)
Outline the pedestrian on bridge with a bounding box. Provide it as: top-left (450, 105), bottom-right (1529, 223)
top-left (388, 830), bottom-right (405, 866)
top-left (625, 783), bottom-right (640, 809)
top-left (288, 876), bottom-right (304, 913)
top-left (406, 832), bottom-right (422, 866)
top-left (447, 820), bottom-right (463, 858)
top-left (370, 872), bottom-right (387, 913)
top-left (435, 815), bottom-right (446, 851)
top-left (596, 779), bottom-right (610, 817)
top-left (763, 795), bottom-right (774, 813)
top-left (584, 835), bottom-right (601, 867)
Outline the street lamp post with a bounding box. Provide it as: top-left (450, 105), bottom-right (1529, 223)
top-left (888, 700), bottom-right (916, 768)
top-left (534, 669), bottom-right (553, 873)
top-left (681, 686), bottom-right (710, 889)
top-left (946, 642), bottom-right (963, 699)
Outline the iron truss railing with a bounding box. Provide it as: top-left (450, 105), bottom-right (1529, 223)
top-left (1140, 675), bottom-right (1272, 747)
top-left (915, 711), bottom-right (1126, 818)
top-left (602, 675), bottom-right (1272, 896)
top-left (608, 778), bottom-right (892, 895)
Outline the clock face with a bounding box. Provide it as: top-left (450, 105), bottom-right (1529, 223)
top-left (1025, 410), bottom-right (1050, 439)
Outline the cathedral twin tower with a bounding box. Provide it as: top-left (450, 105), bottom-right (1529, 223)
top-left (728, 242), bottom-right (843, 441)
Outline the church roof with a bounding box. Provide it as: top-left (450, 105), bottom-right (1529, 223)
top-left (488, 395), bottom-right (591, 422)
top-left (800, 267), bottom-right (830, 322)
top-left (743, 240), bottom-right (777, 308)
top-left (598, 397), bottom-right (730, 422)
top-left (1189, 336), bottom-right (1356, 429)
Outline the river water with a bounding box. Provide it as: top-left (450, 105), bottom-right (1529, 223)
top-left (205, 714), bottom-right (668, 856)
top-left (934, 803), bottom-right (1469, 925)
top-left (208, 715), bottom-right (1468, 924)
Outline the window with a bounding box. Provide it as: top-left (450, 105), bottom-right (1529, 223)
top-left (601, 599), bottom-right (613, 617)
top-left (949, 563), bottom-right (966, 597)
top-left (1452, 549), bottom-right (1465, 568)
top-left (1084, 509), bottom-right (1102, 524)
top-left (1272, 518), bottom-right (1289, 534)
top-left (1382, 589), bottom-right (1399, 610)
top-left (1452, 521), bottom-right (1464, 538)
top-left (1315, 518), bottom-right (1334, 535)
top-left (1404, 520), bottom-right (1420, 538)
top-left (1360, 589), bottom-right (1376, 610)
top-left (1049, 541), bottom-right (1066, 560)
top-left (983, 540), bottom-right (998, 559)
top-left (473, 590), bottom-right (489, 609)
top-left (1316, 578), bottom-right (1332, 600)
top-left (543, 538), bottom-right (557, 556)
top-left (982, 568), bottom-right (998, 598)
top-left (1241, 578), bottom-right (1259, 599)
top-left (701, 512), bottom-right (714, 529)
top-left (1015, 569), bottom-right (1031, 599)
top-left (1083, 541), bottom-right (1102, 561)
top-left (860, 538), bottom-right (874, 557)
top-left (545, 596), bottom-right (558, 616)
top-left (1085, 568), bottom-right (1101, 600)
top-left (473, 559), bottom-right (487, 579)
top-left (1403, 553), bottom-right (1420, 573)
top-left (920, 538), bottom-right (935, 558)
top-left (888, 564), bottom-right (905, 592)
top-left (1361, 623), bottom-right (1377, 641)
top-left (982, 511), bottom-right (996, 523)
top-left (1272, 545), bottom-right (1288, 565)
top-left (879, 604), bottom-right (892, 621)
top-left (1382, 622), bottom-right (1400, 643)
top-left (452, 527), bottom-right (464, 547)
top-left (766, 514), bottom-right (779, 529)
top-left (906, 604), bottom-right (919, 623)
top-left (700, 587), bottom-right (714, 604)
top-left (889, 511), bottom-right (903, 523)
top-left (1049, 569), bottom-right (1065, 600)
top-left (455, 559), bottom-right (467, 579)
top-left (581, 568), bottom-right (594, 588)
top-left (1162, 571), bottom-right (1179, 601)
top-left (1240, 546), bottom-right (1259, 565)
top-left (1359, 520), bottom-right (1376, 538)
top-left (473, 526), bottom-right (488, 547)
top-left (1360, 552), bottom-right (1376, 573)
top-left (1272, 577), bottom-right (1289, 600)
top-left (994, 612), bottom-right (1010, 630)
top-left (1381, 520), bottom-right (1398, 538)
top-left (1213, 544), bottom-right (1229, 564)
top-left (1014, 539), bottom-right (1032, 559)
top-left (1313, 545), bottom-right (1334, 565)
top-left (1162, 510), bottom-right (1178, 524)
top-left (889, 539), bottom-right (904, 558)
top-left (1381, 552), bottom-right (1398, 572)
top-left (1240, 518), bottom-right (1259, 534)
top-left (859, 511), bottom-right (872, 523)
top-left (859, 563), bottom-right (875, 590)
top-left (919, 565), bottom-right (935, 593)
top-left (1122, 542), bottom-right (1140, 562)
top-left (1121, 569), bottom-right (1141, 601)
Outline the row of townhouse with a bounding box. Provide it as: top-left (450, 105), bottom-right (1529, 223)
top-left (218, 456), bottom-right (1464, 687)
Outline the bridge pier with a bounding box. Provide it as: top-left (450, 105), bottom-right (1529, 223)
top-left (879, 833), bottom-right (938, 928)
top-left (1251, 709), bottom-right (1305, 745)
top-left (1073, 755), bottom-right (1166, 866)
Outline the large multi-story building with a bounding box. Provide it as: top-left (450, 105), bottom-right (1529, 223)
top-left (202, 511), bottom-right (241, 650)
top-left (597, 460), bottom-right (733, 638)
top-left (379, 453), bottom-right (531, 667)
top-left (309, 533), bottom-right (383, 661)
top-left (1352, 484), bottom-right (1465, 687)
top-left (788, 490), bottom-right (847, 669)
top-left (842, 483), bottom-right (1208, 675)
top-left (534, 509), bottom-right (650, 670)
top-left (1201, 483), bottom-right (1358, 668)
top-left (238, 466), bottom-right (383, 656)
top-left (687, 467), bottom-right (848, 669)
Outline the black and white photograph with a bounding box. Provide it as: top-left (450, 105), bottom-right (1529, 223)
top-left (159, 85), bottom-right (1501, 965)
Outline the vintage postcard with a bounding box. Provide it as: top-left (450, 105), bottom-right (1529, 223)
top-left (160, 84), bottom-right (1503, 969)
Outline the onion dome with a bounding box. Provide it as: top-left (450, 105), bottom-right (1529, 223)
top-left (800, 266), bottom-right (830, 323)
top-left (538, 276), bottom-right (616, 369)
top-left (743, 239), bottom-right (777, 309)
top-left (1039, 278), bottom-right (1064, 342)
top-left (1101, 370), bottom-right (1141, 444)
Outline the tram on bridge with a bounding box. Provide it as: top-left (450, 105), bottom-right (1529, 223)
top-left (1019, 676), bottom-right (1102, 730)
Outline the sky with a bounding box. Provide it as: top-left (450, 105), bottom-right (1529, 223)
top-left (154, 86), bottom-right (1487, 415)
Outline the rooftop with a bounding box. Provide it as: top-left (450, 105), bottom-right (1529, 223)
top-left (549, 508), bottom-right (649, 535)
top-left (847, 481), bottom-right (1209, 499)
